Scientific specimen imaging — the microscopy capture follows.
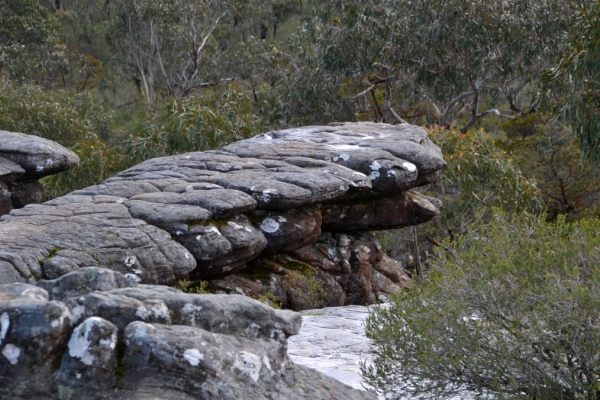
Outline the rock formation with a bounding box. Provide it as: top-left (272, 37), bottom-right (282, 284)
top-left (0, 131), bottom-right (79, 217)
top-left (0, 122), bottom-right (444, 399)
top-left (0, 269), bottom-right (374, 399)
top-left (0, 122), bottom-right (443, 307)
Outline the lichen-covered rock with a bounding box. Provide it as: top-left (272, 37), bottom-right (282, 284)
top-left (213, 232), bottom-right (411, 311)
top-left (0, 280), bottom-right (373, 399)
top-left (0, 131), bottom-right (79, 218)
top-left (0, 131), bottom-right (79, 179)
top-left (37, 267), bottom-right (139, 302)
top-left (0, 122), bottom-right (443, 286)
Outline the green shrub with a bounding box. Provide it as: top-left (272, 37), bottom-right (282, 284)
top-left (0, 78), bottom-right (127, 198)
top-left (363, 210), bottom-right (600, 399)
top-left (425, 128), bottom-right (543, 229)
top-left (125, 87), bottom-right (264, 163)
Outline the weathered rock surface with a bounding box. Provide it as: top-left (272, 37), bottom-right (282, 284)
top-left (0, 122), bottom-right (443, 288)
top-left (0, 122), bottom-right (444, 398)
top-left (0, 131), bottom-right (80, 217)
top-left (211, 232), bottom-right (412, 311)
top-left (0, 273), bottom-right (374, 399)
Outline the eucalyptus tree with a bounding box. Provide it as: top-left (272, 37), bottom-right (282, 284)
top-left (109, 0), bottom-right (302, 104)
top-left (547, 2), bottom-right (600, 164)
top-left (288, 0), bottom-right (583, 130)
top-left (0, 0), bottom-right (71, 86)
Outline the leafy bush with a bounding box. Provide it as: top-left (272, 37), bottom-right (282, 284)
top-left (125, 87), bottom-right (264, 163)
top-left (0, 78), bottom-right (127, 198)
top-left (425, 128), bottom-right (543, 228)
top-left (499, 119), bottom-right (600, 222)
top-left (363, 210), bottom-right (600, 399)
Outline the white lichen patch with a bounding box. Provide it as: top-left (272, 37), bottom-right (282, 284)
top-left (387, 170), bottom-right (397, 178)
top-left (46, 159), bottom-right (54, 166)
top-left (330, 144), bottom-right (360, 151)
top-left (260, 218), bottom-right (280, 233)
top-left (276, 216), bottom-right (287, 223)
top-left (128, 321), bottom-right (156, 343)
top-left (124, 255), bottom-right (138, 268)
top-left (228, 221), bottom-right (252, 232)
top-left (135, 306), bottom-right (148, 320)
top-left (370, 161), bottom-right (382, 170)
top-left (368, 171), bottom-right (380, 181)
top-left (36, 165), bottom-right (44, 172)
top-left (70, 304), bottom-right (86, 325)
top-left (208, 225), bottom-right (222, 236)
top-left (184, 348), bottom-right (204, 366)
top-left (232, 351), bottom-right (262, 382)
top-left (0, 313), bottom-right (10, 346)
top-left (339, 154), bottom-right (351, 161)
top-left (245, 323), bottom-right (261, 336)
top-left (68, 317), bottom-right (115, 366)
top-left (182, 303), bottom-right (203, 326)
top-left (402, 162), bottom-right (417, 172)
top-left (263, 355), bottom-right (272, 372)
top-left (2, 344), bottom-right (20, 365)
top-left (150, 302), bottom-right (170, 320)
top-left (51, 307), bottom-right (70, 328)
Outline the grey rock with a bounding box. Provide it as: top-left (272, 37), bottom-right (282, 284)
top-left (69, 292), bottom-right (171, 330)
top-left (0, 123), bottom-right (443, 286)
top-left (224, 122), bottom-right (446, 192)
top-left (0, 130), bottom-right (79, 178)
top-left (117, 322), bottom-right (374, 400)
top-left (0, 196), bottom-right (196, 285)
top-left (0, 156), bottom-right (25, 184)
top-left (37, 267), bottom-right (138, 302)
top-left (371, 269), bottom-right (402, 298)
top-left (0, 292), bottom-right (71, 398)
top-left (7, 180), bottom-right (45, 209)
top-left (55, 317), bottom-right (118, 393)
top-left (0, 185), bottom-right (12, 217)
top-left (108, 285), bottom-right (301, 339)
top-left (322, 190), bottom-right (440, 231)
top-left (374, 254), bottom-right (412, 288)
top-left (252, 206), bottom-right (322, 254)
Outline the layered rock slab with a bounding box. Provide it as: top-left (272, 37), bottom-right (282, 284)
top-left (0, 271), bottom-right (374, 400)
top-left (0, 130), bottom-right (80, 217)
top-left (0, 122), bottom-right (443, 286)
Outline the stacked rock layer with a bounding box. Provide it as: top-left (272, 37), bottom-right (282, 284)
top-left (0, 122), bottom-right (444, 292)
top-left (0, 131), bottom-right (79, 217)
top-left (0, 122), bottom-right (445, 399)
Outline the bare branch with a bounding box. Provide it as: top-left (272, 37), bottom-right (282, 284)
top-left (442, 91), bottom-right (475, 126)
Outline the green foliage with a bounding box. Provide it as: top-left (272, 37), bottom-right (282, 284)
top-left (176, 279), bottom-right (209, 294)
top-left (286, 269), bottom-right (329, 310)
top-left (547, 3), bottom-right (600, 164)
top-left (363, 210), bottom-right (600, 399)
top-left (425, 128), bottom-right (542, 227)
top-left (0, 0), bottom-right (70, 85)
top-left (126, 87), bottom-right (264, 162)
top-left (285, 0), bottom-right (580, 128)
top-left (499, 118), bottom-right (600, 222)
top-left (257, 292), bottom-right (282, 309)
top-left (0, 78), bottom-right (127, 198)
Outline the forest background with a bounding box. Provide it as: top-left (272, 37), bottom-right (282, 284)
top-left (3, 0), bottom-right (600, 398)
